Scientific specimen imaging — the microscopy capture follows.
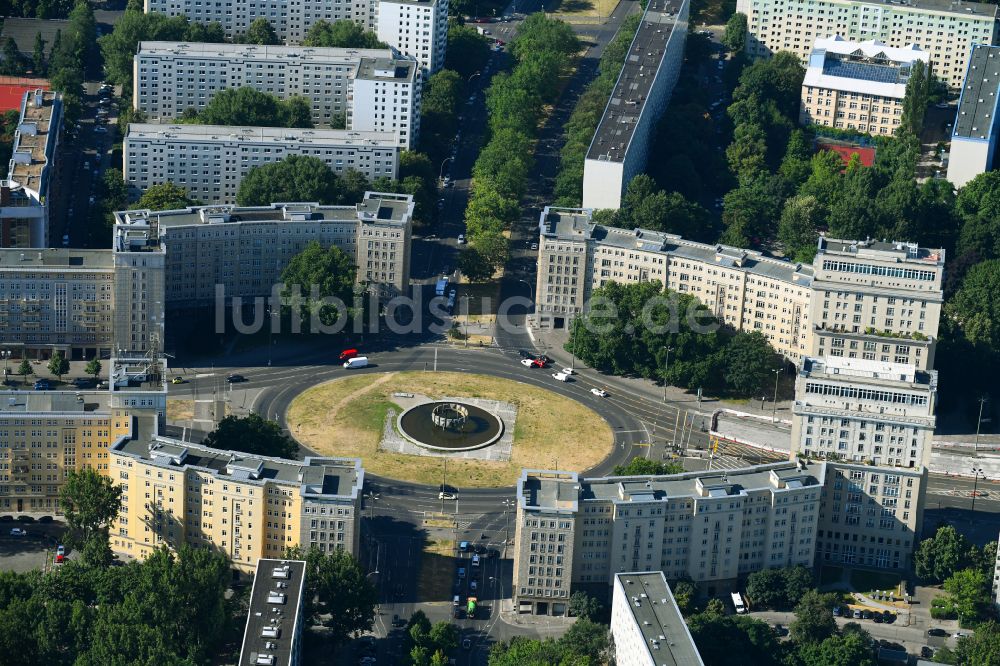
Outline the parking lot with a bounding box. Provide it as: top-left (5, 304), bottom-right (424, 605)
top-left (0, 518), bottom-right (66, 572)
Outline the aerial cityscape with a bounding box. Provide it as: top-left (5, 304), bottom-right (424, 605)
top-left (0, 0), bottom-right (998, 663)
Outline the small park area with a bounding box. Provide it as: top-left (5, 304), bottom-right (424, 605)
top-left (286, 371), bottom-right (613, 487)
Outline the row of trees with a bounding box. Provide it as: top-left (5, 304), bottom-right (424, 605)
top-left (178, 86), bottom-right (314, 128)
top-left (402, 611), bottom-right (460, 665)
top-left (302, 19), bottom-right (387, 49)
top-left (566, 281), bottom-right (784, 398)
top-left (914, 525), bottom-right (998, 627)
top-left (2, 0), bottom-right (75, 19)
top-left (488, 618), bottom-right (609, 665)
top-left (460, 14), bottom-right (579, 282)
top-left (744, 565), bottom-right (815, 610)
top-left (551, 12), bottom-right (642, 207)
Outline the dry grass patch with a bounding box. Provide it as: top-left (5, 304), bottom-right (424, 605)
top-left (547, 0), bottom-right (621, 19)
top-left (418, 538), bottom-right (457, 602)
top-left (286, 371), bottom-right (612, 487)
top-left (167, 399), bottom-right (195, 422)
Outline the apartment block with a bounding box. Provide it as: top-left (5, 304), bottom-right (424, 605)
top-left (0, 367), bottom-right (163, 514)
top-left (124, 124), bottom-right (399, 204)
top-left (110, 434), bottom-right (363, 573)
top-left (582, 0), bottom-right (688, 209)
top-left (993, 532), bottom-right (1000, 610)
top-left (947, 44), bottom-right (1000, 188)
top-left (791, 356), bottom-right (937, 468)
top-left (0, 89), bottom-right (61, 248)
top-left (800, 36), bottom-right (929, 135)
top-left (535, 207), bottom-right (814, 362)
top-left (814, 461), bottom-right (925, 570)
top-left (240, 559), bottom-right (307, 666)
top-left (114, 191), bottom-right (414, 302)
top-left (132, 42), bottom-right (421, 148)
top-left (142, 0), bottom-right (447, 71)
top-left (375, 0), bottom-right (449, 75)
top-left (611, 572), bottom-right (704, 666)
top-left (737, 0), bottom-right (999, 89)
top-left (514, 462), bottom-right (824, 615)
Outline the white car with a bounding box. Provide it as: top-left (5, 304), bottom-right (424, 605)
top-left (520, 358), bottom-right (535, 367)
top-left (94, 126), bottom-right (108, 133)
top-left (552, 372), bottom-right (570, 382)
top-left (591, 388), bottom-right (608, 397)
top-left (61, 234), bottom-right (69, 246)
top-left (438, 491), bottom-right (456, 500)
top-left (457, 234), bottom-right (465, 244)
top-left (561, 368), bottom-right (575, 375)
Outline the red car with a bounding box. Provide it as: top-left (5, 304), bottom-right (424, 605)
top-left (339, 348), bottom-right (359, 361)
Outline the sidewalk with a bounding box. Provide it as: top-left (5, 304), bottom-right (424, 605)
top-left (523, 318), bottom-right (796, 421)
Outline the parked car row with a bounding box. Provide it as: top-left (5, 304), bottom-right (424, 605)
top-left (833, 606), bottom-right (896, 623)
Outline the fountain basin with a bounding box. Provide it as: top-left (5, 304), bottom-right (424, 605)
top-left (397, 400), bottom-right (504, 451)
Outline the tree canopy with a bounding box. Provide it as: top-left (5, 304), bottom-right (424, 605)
top-left (280, 240), bottom-right (358, 329)
top-left (237, 155), bottom-right (342, 206)
top-left (201, 413), bottom-right (298, 459)
top-left (240, 17), bottom-right (281, 45)
top-left (59, 468), bottom-right (123, 566)
top-left (192, 86), bottom-right (314, 128)
top-left (303, 19), bottom-right (387, 48)
top-left (744, 566), bottom-right (814, 610)
top-left (284, 545), bottom-right (376, 643)
top-left (914, 525), bottom-right (976, 583)
top-left (135, 182), bottom-right (197, 211)
top-left (611, 458), bottom-right (684, 476)
top-left (444, 24), bottom-right (491, 79)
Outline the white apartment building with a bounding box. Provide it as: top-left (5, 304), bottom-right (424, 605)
top-left (737, 0), bottom-right (1000, 89)
top-left (611, 573), bottom-right (704, 666)
top-left (993, 532), bottom-right (1000, 610)
top-left (514, 462), bottom-right (824, 615)
top-left (124, 123), bottom-right (399, 204)
top-left (142, 0), bottom-right (448, 72)
top-left (132, 42), bottom-right (421, 148)
top-left (110, 433), bottom-right (364, 573)
top-left (536, 207), bottom-right (814, 362)
top-left (0, 90), bottom-right (61, 248)
top-left (947, 44), bottom-right (1000, 188)
top-left (240, 560), bottom-right (307, 666)
top-left (114, 191), bottom-right (414, 303)
top-left (815, 462), bottom-right (925, 571)
top-left (582, 0), bottom-right (688, 209)
top-left (800, 36), bottom-right (929, 135)
top-left (375, 0), bottom-right (449, 75)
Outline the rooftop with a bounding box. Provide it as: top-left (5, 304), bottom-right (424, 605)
top-left (519, 462), bottom-right (823, 508)
top-left (804, 36), bottom-right (927, 98)
top-left (125, 123), bottom-right (398, 147)
top-left (863, 0), bottom-right (999, 17)
top-left (816, 236), bottom-right (945, 266)
top-left (801, 355), bottom-right (936, 387)
top-left (114, 192), bottom-right (414, 232)
top-left (109, 356), bottom-right (168, 394)
top-left (586, 0), bottom-right (686, 163)
top-left (6, 90), bottom-right (61, 198)
top-left (356, 56), bottom-right (418, 82)
top-left (0, 248), bottom-right (114, 270)
top-left (111, 434), bottom-right (364, 498)
top-left (137, 40), bottom-right (394, 63)
top-left (614, 572), bottom-right (704, 666)
top-left (539, 207), bottom-right (814, 287)
top-left (239, 559), bottom-right (307, 666)
top-left (0, 390), bottom-right (111, 415)
top-left (954, 43), bottom-right (1000, 140)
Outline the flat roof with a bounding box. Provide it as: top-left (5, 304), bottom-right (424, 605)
top-left (239, 559), bottom-right (307, 666)
top-left (804, 37), bottom-right (927, 98)
top-left (869, 0), bottom-right (998, 16)
top-left (7, 90), bottom-right (60, 193)
top-left (0, 248), bottom-right (113, 270)
top-left (125, 123), bottom-right (398, 147)
top-left (114, 192), bottom-right (414, 232)
top-left (615, 572), bottom-right (704, 666)
top-left (356, 56), bottom-right (418, 82)
top-left (137, 40), bottom-right (393, 63)
top-left (111, 434), bottom-right (364, 497)
top-left (0, 390), bottom-right (111, 415)
top-left (816, 236), bottom-right (945, 266)
top-left (954, 44), bottom-right (1000, 140)
top-left (586, 0), bottom-right (685, 163)
top-left (801, 356), bottom-right (936, 389)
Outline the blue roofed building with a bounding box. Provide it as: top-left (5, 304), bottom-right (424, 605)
top-left (800, 36), bottom-right (928, 135)
top-left (947, 44), bottom-right (1000, 188)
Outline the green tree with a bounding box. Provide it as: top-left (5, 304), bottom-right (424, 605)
top-left (47, 351), bottom-right (69, 381)
top-left (745, 568), bottom-right (787, 609)
top-left (470, 231), bottom-right (509, 276)
top-left (59, 467), bottom-right (123, 563)
top-left (944, 568), bottom-right (990, 625)
top-left (303, 19), bottom-right (387, 48)
top-left (953, 620), bottom-right (1000, 665)
top-left (84, 359), bottom-right (102, 381)
top-left (428, 621), bottom-right (459, 655)
top-left (612, 458), bottom-right (684, 476)
top-left (687, 613), bottom-right (783, 666)
top-left (236, 155), bottom-right (340, 206)
top-left (723, 12), bottom-right (747, 52)
top-left (17, 358), bottom-right (32, 385)
top-left (672, 579), bottom-right (698, 616)
top-left (956, 171), bottom-right (1000, 262)
top-left (445, 25), bottom-right (490, 79)
top-left (948, 261), bottom-right (1000, 354)
top-left (279, 240), bottom-right (357, 328)
top-left (202, 413), bottom-right (298, 459)
top-left (458, 247), bottom-right (494, 283)
top-left (2, 38), bottom-right (24, 76)
top-left (789, 590), bottom-right (837, 645)
top-left (568, 591), bottom-right (603, 620)
top-left (136, 182), bottom-right (196, 211)
top-left (197, 86), bottom-right (285, 127)
top-left (284, 545), bottom-right (376, 643)
top-left (723, 332), bottom-right (779, 398)
top-left (899, 59), bottom-right (930, 136)
top-left (799, 632), bottom-right (877, 666)
top-left (914, 525), bottom-right (974, 583)
top-left (510, 13), bottom-right (579, 61)
top-left (242, 17), bottom-right (281, 44)
top-left (778, 195), bottom-right (822, 262)
top-left (283, 95), bottom-right (314, 128)
top-left (31, 32), bottom-right (45, 75)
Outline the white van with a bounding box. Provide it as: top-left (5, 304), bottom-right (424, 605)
top-left (344, 356), bottom-right (369, 369)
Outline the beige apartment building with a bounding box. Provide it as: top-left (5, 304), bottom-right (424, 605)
top-left (0, 90), bottom-right (62, 249)
top-left (800, 36), bottom-right (929, 134)
top-left (0, 357), bottom-right (165, 514)
top-left (109, 434), bottom-right (363, 573)
top-left (737, 0), bottom-right (1000, 89)
top-left (114, 191), bottom-right (414, 303)
top-left (514, 462), bottom-right (824, 615)
top-left (536, 207), bottom-right (814, 362)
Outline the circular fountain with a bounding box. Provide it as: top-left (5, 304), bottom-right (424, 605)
top-left (398, 400), bottom-right (504, 451)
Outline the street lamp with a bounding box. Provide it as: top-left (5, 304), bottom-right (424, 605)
top-left (971, 466), bottom-right (986, 515)
top-left (974, 396), bottom-right (988, 456)
top-left (662, 346), bottom-right (674, 402)
top-left (569, 315), bottom-right (581, 371)
top-left (771, 368), bottom-right (781, 423)
top-left (461, 295), bottom-right (471, 348)
top-left (502, 499), bottom-right (515, 559)
top-left (467, 70), bottom-right (481, 84)
top-left (0, 350), bottom-right (10, 383)
top-left (438, 156), bottom-right (453, 184)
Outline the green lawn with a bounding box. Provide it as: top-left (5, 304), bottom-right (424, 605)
top-left (850, 569), bottom-right (903, 595)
